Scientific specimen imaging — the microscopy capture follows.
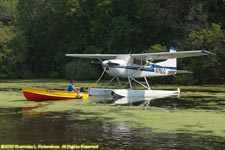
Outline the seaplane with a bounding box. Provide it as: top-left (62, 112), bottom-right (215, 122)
top-left (66, 47), bottom-right (215, 105)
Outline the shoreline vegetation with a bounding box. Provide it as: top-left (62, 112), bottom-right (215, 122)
top-left (0, 1), bottom-right (225, 84)
top-left (0, 79), bottom-right (225, 138)
top-left (1, 78), bottom-right (225, 88)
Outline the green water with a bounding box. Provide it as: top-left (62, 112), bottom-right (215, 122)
top-left (0, 79), bottom-right (225, 149)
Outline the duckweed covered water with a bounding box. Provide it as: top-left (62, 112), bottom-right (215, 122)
top-left (0, 79), bottom-right (225, 149)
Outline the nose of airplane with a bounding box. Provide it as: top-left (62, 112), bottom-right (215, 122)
top-left (102, 60), bottom-right (120, 67)
top-left (102, 60), bottom-right (109, 67)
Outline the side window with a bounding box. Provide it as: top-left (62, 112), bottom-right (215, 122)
top-left (133, 58), bottom-right (145, 65)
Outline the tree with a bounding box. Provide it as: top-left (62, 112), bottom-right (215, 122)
top-left (187, 23), bottom-right (225, 83)
top-left (0, 0), bottom-right (17, 78)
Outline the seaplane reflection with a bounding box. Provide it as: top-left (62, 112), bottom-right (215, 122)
top-left (113, 92), bottom-right (180, 110)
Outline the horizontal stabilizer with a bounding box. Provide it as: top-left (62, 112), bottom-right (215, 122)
top-left (168, 70), bottom-right (193, 74)
top-left (176, 70), bottom-right (193, 74)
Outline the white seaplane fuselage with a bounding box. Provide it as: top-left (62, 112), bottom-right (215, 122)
top-left (102, 57), bottom-right (176, 78)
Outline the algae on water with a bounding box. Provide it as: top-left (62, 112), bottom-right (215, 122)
top-left (0, 79), bottom-right (225, 137)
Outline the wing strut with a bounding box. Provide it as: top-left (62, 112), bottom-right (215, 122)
top-left (128, 77), bottom-right (133, 89)
top-left (94, 68), bottom-right (106, 85)
top-left (129, 77), bottom-right (151, 90)
top-left (103, 77), bottom-right (116, 88)
top-left (144, 77), bottom-right (151, 90)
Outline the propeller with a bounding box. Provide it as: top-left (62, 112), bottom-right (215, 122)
top-left (91, 60), bottom-right (102, 65)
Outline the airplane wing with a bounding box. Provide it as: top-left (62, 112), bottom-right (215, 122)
top-left (132, 50), bottom-right (216, 60)
top-left (66, 50), bottom-right (215, 60)
top-left (65, 54), bottom-right (118, 59)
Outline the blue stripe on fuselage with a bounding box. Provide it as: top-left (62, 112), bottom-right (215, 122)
top-left (150, 64), bottom-right (176, 70)
top-left (107, 64), bottom-right (176, 72)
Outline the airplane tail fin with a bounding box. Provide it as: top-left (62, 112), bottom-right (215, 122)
top-left (156, 47), bottom-right (177, 69)
top-left (169, 47), bottom-right (176, 52)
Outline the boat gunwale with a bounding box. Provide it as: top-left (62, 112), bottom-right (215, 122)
top-left (22, 87), bottom-right (89, 101)
top-left (22, 87), bottom-right (88, 99)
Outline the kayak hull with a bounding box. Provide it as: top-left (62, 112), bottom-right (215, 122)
top-left (22, 88), bottom-right (89, 101)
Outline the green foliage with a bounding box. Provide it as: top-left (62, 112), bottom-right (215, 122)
top-left (0, 22), bottom-right (15, 78)
top-left (188, 23), bottom-right (225, 49)
top-left (108, 16), bottom-right (143, 53)
top-left (65, 60), bottom-right (101, 80)
top-left (147, 44), bottom-right (167, 53)
top-left (0, 0), bottom-right (225, 83)
top-left (0, 22), bottom-right (13, 57)
top-left (187, 23), bottom-right (225, 83)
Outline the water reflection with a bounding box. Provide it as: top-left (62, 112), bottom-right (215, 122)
top-left (0, 107), bottom-right (224, 149)
top-left (22, 104), bottom-right (49, 119)
top-left (1, 85), bottom-right (225, 149)
top-left (113, 93), bottom-right (179, 111)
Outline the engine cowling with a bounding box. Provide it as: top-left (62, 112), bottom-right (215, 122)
top-left (102, 59), bottom-right (128, 78)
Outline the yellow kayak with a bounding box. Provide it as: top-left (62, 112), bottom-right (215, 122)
top-left (22, 87), bottom-right (89, 101)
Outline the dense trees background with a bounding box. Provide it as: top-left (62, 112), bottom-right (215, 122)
top-left (0, 0), bottom-right (224, 84)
